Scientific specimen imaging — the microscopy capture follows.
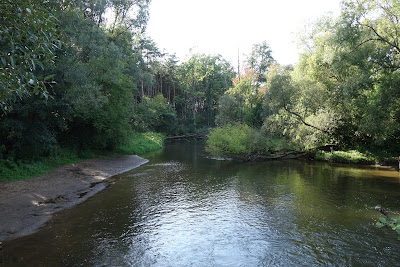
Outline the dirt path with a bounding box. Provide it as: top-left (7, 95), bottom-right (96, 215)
top-left (0, 155), bottom-right (148, 242)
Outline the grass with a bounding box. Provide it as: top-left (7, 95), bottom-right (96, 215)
top-left (115, 132), bottom-right (164, 155)
top-left (0, 149), bottom-right (85, 182)
top-left (315, 150), bottom-right (376, 164)
top-left (0, 132), bottom-right (165, 182)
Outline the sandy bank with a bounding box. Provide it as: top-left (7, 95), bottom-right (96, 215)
top-left (0, 155), bottom-right (148, 242)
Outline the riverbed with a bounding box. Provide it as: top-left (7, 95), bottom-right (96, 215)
top-left (1, 143), bottom-right (400, 266)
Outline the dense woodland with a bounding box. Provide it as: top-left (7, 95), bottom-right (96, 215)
top-left (1, 0), bottom-right (400, 171)
top-left (207, 0), bottom-right (400, 161)
top-left (0, 0), bottom-right (234, 164)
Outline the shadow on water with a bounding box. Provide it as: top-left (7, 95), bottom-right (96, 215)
top-left (1, 143), bottom-right (400, 266)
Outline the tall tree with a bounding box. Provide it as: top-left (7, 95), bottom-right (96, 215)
top-left (246, 41), bottom-right (275, 83)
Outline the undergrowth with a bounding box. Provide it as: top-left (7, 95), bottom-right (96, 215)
top-left (315, 150), bottom-right (376, 164)
top-left (0, 132), bottom-right (164, 182)
top-left (115, 132), bottom-right (164, 155)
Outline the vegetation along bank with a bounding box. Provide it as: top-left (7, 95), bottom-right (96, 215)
top-left (2, 0), bottom-right (400, 181)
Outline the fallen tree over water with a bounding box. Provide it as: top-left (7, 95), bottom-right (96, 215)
top-left (165, 130), bottom-right (209, 141)
top-left (228, 145), bottom-right (338, 162)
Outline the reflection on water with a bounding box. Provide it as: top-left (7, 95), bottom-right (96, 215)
top-left (1, 143), bottom-right (400, 266)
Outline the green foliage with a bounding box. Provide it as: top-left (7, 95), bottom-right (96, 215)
top-left (0, 97), bottom-right (70, 160)
top-left (177, 53), bottom-right (234, 127)
top-left (246, 41), bottom-right (275, 83)
top-left (115, 131), bottom-right (164, 155)
top-left (315, 150), bottom-right (375, 164)
top-left (0, 131), bottom-right (164, 182)
top-left (215, 94), bottom-right (240, 125)
top-left (0, 0), bottom-right (62, 112)
top-left (133, 94), bottom-right (177, 133)
top-left (261, 64), bottom-right (336, 149)
top-left (206, 123), bottom-right (300, 160)
top-left (206, 123), bottom-right (267, 159)
top-left (220, 68), bottom-right (265, 127)
top-left (294, 0), bottom-right (400, 151)
top-left (376, 217), bottom-right (400, 241)
top-left (0, 148), bottom-right (83, 182)
top-left (54, 8), bottom-right (135, 151)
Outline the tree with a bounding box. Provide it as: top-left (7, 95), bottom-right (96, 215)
top-left (108, 0), bottom-right (151, 33)
top-left (246, 41), bottom-right (275, 83)
top-left (220, 68), bottom-right (263, 127)
top-left (178, 54), bottom-right (234, 128)
top-left (293, 0), bottom-right (400, 151)
top-left (0, 0), bottom-right (62, 112)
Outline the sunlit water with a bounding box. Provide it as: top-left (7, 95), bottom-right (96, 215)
top-left (1, 143), bottom-right (400, 266)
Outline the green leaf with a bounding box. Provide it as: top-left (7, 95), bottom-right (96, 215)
top-left (379, 217), bottom-right (388, 224)
top-left (10, 56), bottom-right (15, 67)
top-left (1, 57), bottom-right (6, 66)
top-left (33, 84), bottom-right (39, 94)
top-left (396, 228), bottom-right (400, 234)
top-left (376, 222), bottom-right (384, 228)
top-left (44, 74), bottom-right (56, 81)
top-left (36, 61), bottom-right (44, 70)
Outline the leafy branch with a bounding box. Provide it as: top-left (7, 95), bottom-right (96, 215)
top-left (375, 205), bottom-right (400, 240)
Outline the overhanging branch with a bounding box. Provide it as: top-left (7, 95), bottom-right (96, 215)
top-left (284, 106), bottom-right (330, 134)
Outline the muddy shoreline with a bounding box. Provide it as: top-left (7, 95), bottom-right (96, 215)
top-left (0, 155), bottom-right (148, 242)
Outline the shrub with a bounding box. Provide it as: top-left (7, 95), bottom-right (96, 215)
top-left (206, 123), bottom-right (260, 159)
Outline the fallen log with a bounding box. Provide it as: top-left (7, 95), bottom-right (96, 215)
top-left (165, 130), bottom-right (209, 141)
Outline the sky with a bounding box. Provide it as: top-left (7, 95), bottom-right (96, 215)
top-left (146, 0), bottom-right (343, 66)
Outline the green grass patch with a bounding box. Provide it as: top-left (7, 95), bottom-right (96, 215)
top-left (0, 132), bottom-right (165, 182)
top-left (115, 131), bottom-right (164, 155)
top-left (0, 148), bottom-right (85, 182)
top-left (315, 150), bottom-right (376, 164)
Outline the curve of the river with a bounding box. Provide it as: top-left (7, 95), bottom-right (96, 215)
top-left (1, 143), bottom-right (400, 266)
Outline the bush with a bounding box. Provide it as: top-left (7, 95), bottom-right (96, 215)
top-left (206, 123), bottom-right (260, 159)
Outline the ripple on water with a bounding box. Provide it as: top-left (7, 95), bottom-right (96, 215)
top-left (2, 144), bottom-right (400, 266)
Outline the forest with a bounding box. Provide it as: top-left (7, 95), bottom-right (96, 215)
top-left (1, 0), bottom-right (400, 179)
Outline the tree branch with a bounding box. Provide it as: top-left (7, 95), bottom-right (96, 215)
top-left (283, 106), bottom-right (330, 134)
top-left (350, 38), bottom-right (380, 53)
top-left (363, 24), bottom-right (400, 54)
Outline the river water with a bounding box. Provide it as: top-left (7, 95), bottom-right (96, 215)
top-left (1, 143), bottom-right (400, 266)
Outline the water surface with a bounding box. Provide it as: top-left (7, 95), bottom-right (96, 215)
top-left (1, 143), bottom-right (400, 266)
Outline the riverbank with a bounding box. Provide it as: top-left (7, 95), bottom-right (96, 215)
top-left (0, 155), bottom-right (148, 242)
top-left (0, 131), bottom-right (164, 182)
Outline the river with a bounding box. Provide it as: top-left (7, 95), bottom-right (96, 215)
top-left (1, 143), bottom-right (400, 266)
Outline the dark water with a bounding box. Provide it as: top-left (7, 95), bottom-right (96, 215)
top-left (2, 143), bottom-right (400, 266)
